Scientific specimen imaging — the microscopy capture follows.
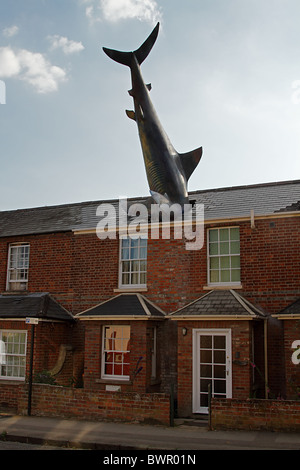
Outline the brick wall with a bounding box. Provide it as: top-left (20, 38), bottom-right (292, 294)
top-left (0, 214), bottom-right (299, 414)
top-left (211, 398), bottom-right (300, 432)
top-left (0, 382), bottom-right (22, 411)
top-left (282, 319), bottom-right (300, 399)
top-left (17, 383), bottom-right (170, 426)
top-left (0, 233), bottom-right (75, 311)
top-left (239, 216), bottom-right (300, 313)
top-left (145, 216), bottom-right (300, 314)
top-left (1, 216), bottom-right (299, 316)
top-left (82, 319), bottom-right (167, 393)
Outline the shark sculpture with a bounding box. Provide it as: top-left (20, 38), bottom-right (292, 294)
top-left (103, 23), bottom-right (202, 207)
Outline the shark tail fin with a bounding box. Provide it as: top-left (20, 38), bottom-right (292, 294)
top-left (103, 22), bottom-right (159, 67)
top-left (179, 146), bottom-right (203, 182)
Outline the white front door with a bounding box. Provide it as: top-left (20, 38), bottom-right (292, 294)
top-left (193, 329), bottom-right (232, 414)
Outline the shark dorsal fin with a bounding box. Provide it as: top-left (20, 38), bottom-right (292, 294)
top-left (179, 147), bottom-right (203, 182)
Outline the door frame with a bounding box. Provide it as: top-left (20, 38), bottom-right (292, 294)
top-left (192, 328), bottom-right (232, 414)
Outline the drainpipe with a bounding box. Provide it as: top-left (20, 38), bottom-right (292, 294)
top-left (27, 324), bottom-right (35, 416)
top-left (264, 319), bottom-right (268, 399)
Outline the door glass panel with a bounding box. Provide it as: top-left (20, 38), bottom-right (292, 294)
top-left (214, 380), bottom-right (226, 394)
top-left (214, 350), bottom-right (225, 363)
top-left (214, 365), bottom-right (226, 378)
top-left (200, 349), bottom-right (212, 363)
top-left (200, 336), bottom-right (212, 348)
top-left (214, 336), bottom-right (226, 349)
top-left (200, 364), bottom-right (212, 377)
top-left (200, 394), bottom-right (208, 408)
top-left (200, 378), bottom-right (212, 392)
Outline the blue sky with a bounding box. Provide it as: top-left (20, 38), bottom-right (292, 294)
top-left (1, 0), bottom-right (300, 210)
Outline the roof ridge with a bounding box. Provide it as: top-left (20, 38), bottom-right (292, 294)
top-left (137, 293), bottom-right (151, 317)
top-left (229, 290), bottom-right (256, 316)
top-left (189, 179), bottom-right (300, 196)
top-left (1, 179), bottom-right (300, 214)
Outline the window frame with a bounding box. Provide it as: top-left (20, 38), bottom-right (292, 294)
top-left (101, 325), bottom-right (131, 381)
top-left (118, 236), bottom-right (147, 289)
top-left (6, 243), bottom-right (30, 292)
top-left (0, 330), bottom-right (28, 381)
top-left (207, 227), bottom-right (241, 286)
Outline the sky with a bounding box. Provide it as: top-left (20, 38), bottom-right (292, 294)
top-left (0, 0), bottom-right (300, 211)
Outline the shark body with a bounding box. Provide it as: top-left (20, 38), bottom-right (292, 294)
top-left (103, 23), bottom-right (202, 207)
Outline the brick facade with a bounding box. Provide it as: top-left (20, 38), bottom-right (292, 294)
top-left (0, 181), bottom-right (299, 426)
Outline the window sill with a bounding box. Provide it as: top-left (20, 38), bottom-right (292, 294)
top-left (1, 290), bottom-right (28, 295)
top-left (203, 284), bottom-right (243, 290)
top-left (114, 288), bottom-right (148, 293)
top-left (0, 379), bottom-right (25, 384)
top-left (96, 378), bottom-right (132, 385)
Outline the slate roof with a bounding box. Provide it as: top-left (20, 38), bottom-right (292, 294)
top-left (0, 180), bottom-right (299, 237)
top-left (273, 298), bottom-right (300, 318)
top-left (169, 290), bottom-right (266, 318)
top-left (0, 293), bottom-right (74, 322)
top-left (76, 293), bottom-right (165, 319)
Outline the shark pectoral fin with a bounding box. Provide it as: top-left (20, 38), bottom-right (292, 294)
top-left (126, 109), bottom-right (136, 121)
top-left (179, 146), bottom-right (203, 182)
top-left (146, 83), bottom-right (152, 91)
top-left (150, 190), bottom-right (170, 205)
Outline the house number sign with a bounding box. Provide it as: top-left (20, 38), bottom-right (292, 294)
top-left (291, 340), bottom-right (300, 365)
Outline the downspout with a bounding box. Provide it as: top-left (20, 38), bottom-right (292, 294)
top-left (264, 319), bottom-right (268, 398)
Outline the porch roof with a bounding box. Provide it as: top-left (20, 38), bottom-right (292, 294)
top-left (169, 290), bottom-right (266, 319)
top-left (0, 292), bottom-right (74, 322)
top-left (76, 293), bottom-right (166, 320)
top-left (273, 298), bottom-right (300, 319)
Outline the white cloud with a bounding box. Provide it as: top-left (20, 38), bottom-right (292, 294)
top-left (48, 35), bottom-right (85, 55)
top-left (0, 47), bottom-right (21, 77)
top-left (2, 25), bottom-right (19, 38)
top-left (83, 0), bottom-right (162, 25)
top-left (0, 46), bottom-right (67, 93)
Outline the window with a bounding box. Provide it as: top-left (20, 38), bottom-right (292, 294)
top-left (119, 237), bottom-right (147, 288)
top-left (0, 330), bottom-right (27, 380)
top-left (7, 244), bottom-right (30, 291)
top-left (102, 326), bottom-right (130, 380)
top-left (208, 227), bottom-right (240, 285)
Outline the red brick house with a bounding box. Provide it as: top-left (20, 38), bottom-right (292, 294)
top-left (0, 179), bottom-right (299, 422)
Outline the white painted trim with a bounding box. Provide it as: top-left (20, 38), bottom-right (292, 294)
top-left (192, 328), bottom-right (232, 414)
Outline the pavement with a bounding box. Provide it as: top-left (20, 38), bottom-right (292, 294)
top-left (0, 414), bottom-right (300, 451)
